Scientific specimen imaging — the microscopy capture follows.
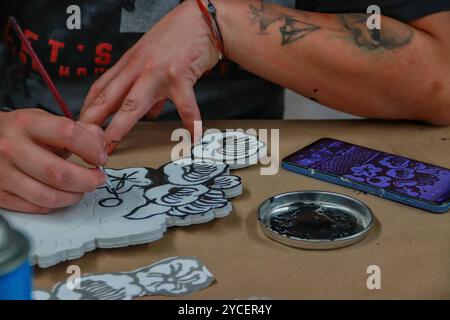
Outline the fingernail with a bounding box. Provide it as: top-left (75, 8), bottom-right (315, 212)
top-left (99, 152), bottom-right (108, 165)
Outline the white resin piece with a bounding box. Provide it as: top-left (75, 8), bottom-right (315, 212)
top-left (1, 159), bottom-right (242, 268)
top-left (192, 131), bottom-right (266, 169)
top-left (33, 256), bottom-right (214, 300)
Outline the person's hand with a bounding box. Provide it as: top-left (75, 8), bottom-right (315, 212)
top-left (0, 109), bottom-right (107, 213)
top-left (79, 0), bottom-right (221, 153)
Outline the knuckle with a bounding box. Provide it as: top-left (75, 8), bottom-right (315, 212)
top-left (59, 120), bottom-right (78, 140)
top-left (92, 90), bottom-right (107, 107)
top-left (167, 64), bottom-right (180, 82)
top-left (40, 191), bottom-right (58, 208)
top-left (142, 56), bottom-right (158, 73)
top-left (45, 165), bottom-right (70, 188)
top-left (85, 123), bottom-right (106, 141)
top-left (129, 48), bottom-right (145, 63)
top-left (90, 80), bottom-right (103, 95)
top-left (120, 98), bottom-right (139, 113)
top-left (188, 63), bottom-right (203, 80)
top-left (0, 138), bottom-right (14, 159)
top-left (11, 110), bottom-right (31, 127)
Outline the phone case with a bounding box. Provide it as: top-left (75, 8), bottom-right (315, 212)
top-left (282, 138), bottom-right (450, 213)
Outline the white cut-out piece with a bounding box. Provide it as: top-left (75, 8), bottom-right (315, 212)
top-left (0, 159), bottom-right (242, 268)
top-left (192, 131), bottom-right (266, 169)
top-left (33, 256), bottom-right (214, 300)
top-left (32, 290), bottom-right (52, 300)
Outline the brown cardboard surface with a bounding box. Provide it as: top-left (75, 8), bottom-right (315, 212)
top-left (34, 120), bottom-right (450, 299)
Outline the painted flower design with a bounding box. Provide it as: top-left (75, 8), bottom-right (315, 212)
top-left (33, 257), bottom-right (214, 300)
top-left (411, 162), bottom-right (428, 171)
top-left (164, 159), bottom-right (227, 185)
top-left (379, 156), bottom-right (410, 169)
top-left (350, 164), bottom-right (382, 178)
top-left (386, 168), bottom-right (415, 180)
top-left (192, 131), bottom-right (264, 165)
top-left (48, 274), bottom-right (142, 300)
top-left (135, 257), bottom-right (214, 296)
top-left (366, 176), bottom-right (392, 188)
top-left (126, 185), bottom-right (228, 219)
top-left (124, 159), bottom-right (241, 220)
top-left (393, 179), bottom-right (417, 187)
top-left (415, 175), bottom-right (439, 186)
top-left (412, 162), bottom-right (446, 176)
top-left (103, 168), bottom-right (152, 194)
top-left (394, 186), bottom-right (420, 197)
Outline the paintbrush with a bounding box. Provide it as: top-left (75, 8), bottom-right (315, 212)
top-left (98, 167), bottom-right (119, 198)
top-left (7, 16), bottom-right (119, 198)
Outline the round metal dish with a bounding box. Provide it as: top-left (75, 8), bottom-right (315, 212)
top-left (258, 190), bottom-right (374, 249)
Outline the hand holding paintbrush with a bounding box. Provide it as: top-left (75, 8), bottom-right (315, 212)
top-left (8, 16), bottom-right (118, 197)
top-left (0, 17), bottom-right (116, 213)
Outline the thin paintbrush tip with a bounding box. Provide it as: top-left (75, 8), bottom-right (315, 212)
top-left (99, 166), bottom-right (118, 197)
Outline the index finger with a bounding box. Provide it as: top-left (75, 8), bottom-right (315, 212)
top-left (104, 73), bottom-right (160, 151)
top-left (80, 50), bottom-right (133, 117)
top-left (27, 115), bottom-right (107, 166)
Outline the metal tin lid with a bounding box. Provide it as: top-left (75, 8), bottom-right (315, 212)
top-left (0, 216), bottom-right (30, 276)
top-left (258, 191), bottom-right (374, 250)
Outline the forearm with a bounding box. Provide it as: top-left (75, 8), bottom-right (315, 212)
top-left (214, 0), bottom-right (450, 125)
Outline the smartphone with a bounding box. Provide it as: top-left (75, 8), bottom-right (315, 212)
top-left (282, 138), bottom-right (450, 213)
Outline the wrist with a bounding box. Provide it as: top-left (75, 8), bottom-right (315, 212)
top-left (209, 0), bottom-right (234, 59)
top-left (195, 0), bottom-right (234, 60)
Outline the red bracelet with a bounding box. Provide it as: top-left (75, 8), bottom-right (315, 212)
top-left (196, 0), bottom-right (226, 60)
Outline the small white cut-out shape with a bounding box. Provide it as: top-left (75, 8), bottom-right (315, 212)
top-left (192, 131), bottom-right (266, 169)
top-left (33, 256), bottom-right (214, 300)
top-left (0, 159), bottom-right (242, 268)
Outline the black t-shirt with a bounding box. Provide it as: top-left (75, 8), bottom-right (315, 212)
top-left (296, 0), bottom-right (450, 21)
top-left (1, 1), bottom-right (449, 119)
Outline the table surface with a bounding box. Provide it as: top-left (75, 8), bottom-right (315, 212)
top-left (34, 120), bottom-right (450, 299)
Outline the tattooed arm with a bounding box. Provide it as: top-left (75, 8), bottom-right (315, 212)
top-left (79, 0), bottom-right (449, 154)
top-left (214, 0), bottom-right (450, 125)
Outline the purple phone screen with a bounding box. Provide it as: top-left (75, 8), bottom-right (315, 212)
top-left (285, 138), bottom-right (450, 204)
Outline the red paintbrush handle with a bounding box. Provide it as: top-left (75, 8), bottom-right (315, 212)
top-left (8, 17), bottom-right (74, 119)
